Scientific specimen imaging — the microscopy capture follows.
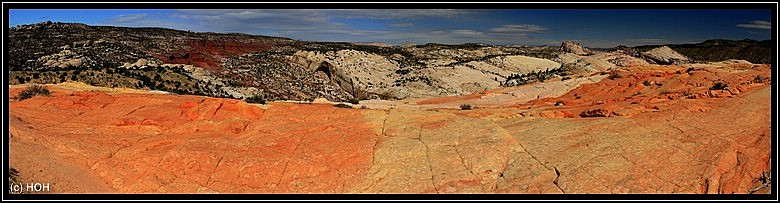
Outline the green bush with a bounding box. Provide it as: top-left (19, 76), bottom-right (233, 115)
top-left (460, 104), bottom-right (472, 110)
top-left (245, 94), bottom-right (266, 104)
top-left (16, 84), bottom-right (51, 101)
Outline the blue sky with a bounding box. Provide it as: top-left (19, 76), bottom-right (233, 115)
top-left (8, 9), bottom-right (773, 48)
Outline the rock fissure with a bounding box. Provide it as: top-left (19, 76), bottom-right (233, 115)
top-left (553, 167), bottom-right (566, 194)
top-left (210, 103), bottom-right (224, 119)
top-left (125, 105), bottom-right (145, 116)
top-left (205, 154), bottom-right (224, 186)
top-left (417, 125), bottom-right (439, 193)
top-left (381, 109), bottom-right (390, 137)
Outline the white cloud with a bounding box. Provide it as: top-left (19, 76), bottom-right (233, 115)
top-left (98, 10), bottom-right (550, 46)
top-left (328, 9), bottom-right (478, 19)
top-left (489, 24), bottom-right (547, 33)
top-left (106, 13), bottom-right (148, 23)
top-left (737, 20), bottom-right (771, 30)
top-left (450, 29), bottom-right (484, 36)
top-left (102, 13), bottom-right (198, 31)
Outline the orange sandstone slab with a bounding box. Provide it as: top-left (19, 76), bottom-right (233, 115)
top-left (9, 88), bottom-right (377, 193)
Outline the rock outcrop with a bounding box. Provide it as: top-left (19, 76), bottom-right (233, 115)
top-left (9, 22), bottom-right (290, 72)
top-left (559, 41), bottom-right (591, 56)
top-left (633, 39), bottom-right (772, 64)
top-left (640, 46), bottom-right (691, 65)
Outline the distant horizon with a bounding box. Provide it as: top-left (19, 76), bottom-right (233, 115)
top-left (9, 9), bottom-right (773, 48)
top-left (11, 20), bottom-right (771, 49)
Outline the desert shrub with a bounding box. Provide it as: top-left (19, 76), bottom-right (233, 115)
top-left (245, 94), bottom-right (266, 104)
top-left (460, 104), bottom-right (472, 110)
top-left (642, 80), bottom-right (652, 86)
top-left (749, 171), bottom-right (772, 194)
top-left (348, 98), bottom-right (360, 105)
top-left (710, 82), bottom-right (728, 90)
top-left (16, 84), bottom-right (51, 101)
top-left (753, 75), bottom-right (766, 83)
top-left (608, 73), bottom-right (622, 80)
top-left (334, 103), bottom-right (352, 108)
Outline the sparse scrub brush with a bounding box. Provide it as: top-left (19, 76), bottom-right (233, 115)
top-left (334, 103), bottom-right (352, 108)
top-left (245, 94), bottom-right (266, 104)
top-left (710, 82), bottom-right (728, 90)
top-left (16, 84), bottom-right (51, 101)
top-left (753, 75), bottom-right (766, 83)
top-left (460, 104), bottom-right (472, 110)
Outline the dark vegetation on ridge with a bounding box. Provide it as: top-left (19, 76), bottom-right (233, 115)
top-left (633, 39), bottom-right (772, 64)
top-left (9, 21), bottom-right (771, 103)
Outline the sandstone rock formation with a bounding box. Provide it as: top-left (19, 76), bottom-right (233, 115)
top-left (8, 61), bottom-right (771, 194)
top-left (11, 22), bottom-right (769, 105)
top-left (559, 41), bottom-right (591, 56)
top-left (640, 46), bottom-right (691, 65)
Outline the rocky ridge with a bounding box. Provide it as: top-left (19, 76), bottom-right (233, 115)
top-left (9, 22), bottom-right (772, 103)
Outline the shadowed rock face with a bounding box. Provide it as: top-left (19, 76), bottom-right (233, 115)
top-left (161, 39), bottom-right (278, 71)
top-left (8, 61), bottom-right (771, 194)
top-left (634, 39), bottom-right (772, 64)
